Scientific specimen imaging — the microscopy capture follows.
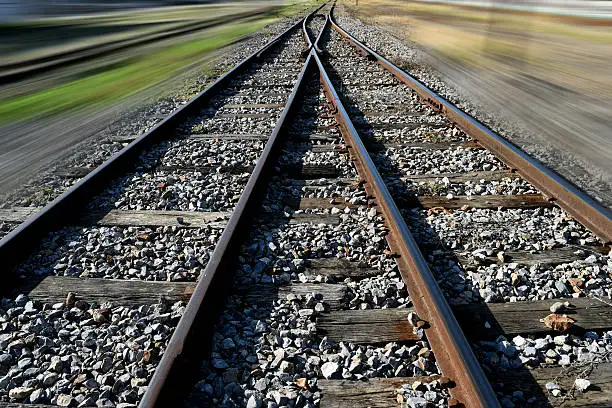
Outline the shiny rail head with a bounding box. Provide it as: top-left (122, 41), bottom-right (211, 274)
top-left (302, 10), bottom-right (314, 49)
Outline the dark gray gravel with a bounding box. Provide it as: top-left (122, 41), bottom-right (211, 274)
top-left (0, 294), bottom-right (185, 406)
top-left (94, 171), bottom-right (251, 212)
top-left (15, 225), bottom-right (224, 281)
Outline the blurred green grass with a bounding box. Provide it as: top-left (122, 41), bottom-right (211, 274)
top-left (0, 1), bottom-right (317, 124)
top-left (0, 20), bottom-right (269, 123)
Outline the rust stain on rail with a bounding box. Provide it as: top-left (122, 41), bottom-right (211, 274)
top-left (314, 43), bottom-right (500, 406)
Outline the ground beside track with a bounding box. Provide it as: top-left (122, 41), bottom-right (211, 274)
top-left (337, 0), bottom-right (612, 209)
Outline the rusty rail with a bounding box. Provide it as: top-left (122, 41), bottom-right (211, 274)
top-left (312, 47), bottom-right (501, 407)
top-left (302, 7), bottom-right (316, 49)
top-left (138, 37), bottom-right (317, 408)
top-left (328, 6), bottom-right (612, 243)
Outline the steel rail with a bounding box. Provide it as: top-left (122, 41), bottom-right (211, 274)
top-left (313, 14), bottom-right (329, 54)
top-left (328, 7), bottom-right (612, 243)
top-left (302, 8), bottom-right (316, 49)
top-left (302, 3), bottom-right (327, 54)
top-left (0, 16), bottom-right (306, 276)
top-left (311, 48), bottom-right (501, 407)
top-left (139, 51), bottom-right (316, 408)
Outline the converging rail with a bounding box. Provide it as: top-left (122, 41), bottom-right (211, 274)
top-left (0, 3), bottom-right (611, 408)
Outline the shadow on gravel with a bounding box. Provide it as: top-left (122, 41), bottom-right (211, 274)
top-left (317, 28), bottom-right (552, 407)
top-left (0, 36), bottom-right (335, 408)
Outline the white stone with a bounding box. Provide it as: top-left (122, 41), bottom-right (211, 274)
top-left (575, 378), bottom-right (591, 392)
top-left (321, 361), bottom-right (340, 379)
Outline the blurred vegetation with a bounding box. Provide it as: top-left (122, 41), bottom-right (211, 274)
top-left (0, 0), bottom-right (316, 123)
top-left (0, 21), bottom-right (270, 122)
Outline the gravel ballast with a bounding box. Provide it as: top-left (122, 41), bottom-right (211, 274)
top-left (95, 171), bottom-right (251, 212)
top-left (477, 330), bottom-right (612, 407)
top-left (384, 175), bottom-right (537, 198)
top-left (15, 225), bottom-right (224, 282)
top-left (182, 75), bottom-right (443, 407)
top-left (403, 206), bottom-right (609, 304)
top-left (0, 294), bottom-right (185, 406)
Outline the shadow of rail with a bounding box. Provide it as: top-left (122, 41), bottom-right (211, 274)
top-left (317, 26), bottom-right (553, 407)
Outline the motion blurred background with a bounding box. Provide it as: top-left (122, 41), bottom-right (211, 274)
top-left (0, 0), bottom-right (610, 208)
top-left (342, 0), bottom-right (612, 207)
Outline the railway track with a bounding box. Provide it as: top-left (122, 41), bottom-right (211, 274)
top-left (0, 3), bottom-right (611, 407)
